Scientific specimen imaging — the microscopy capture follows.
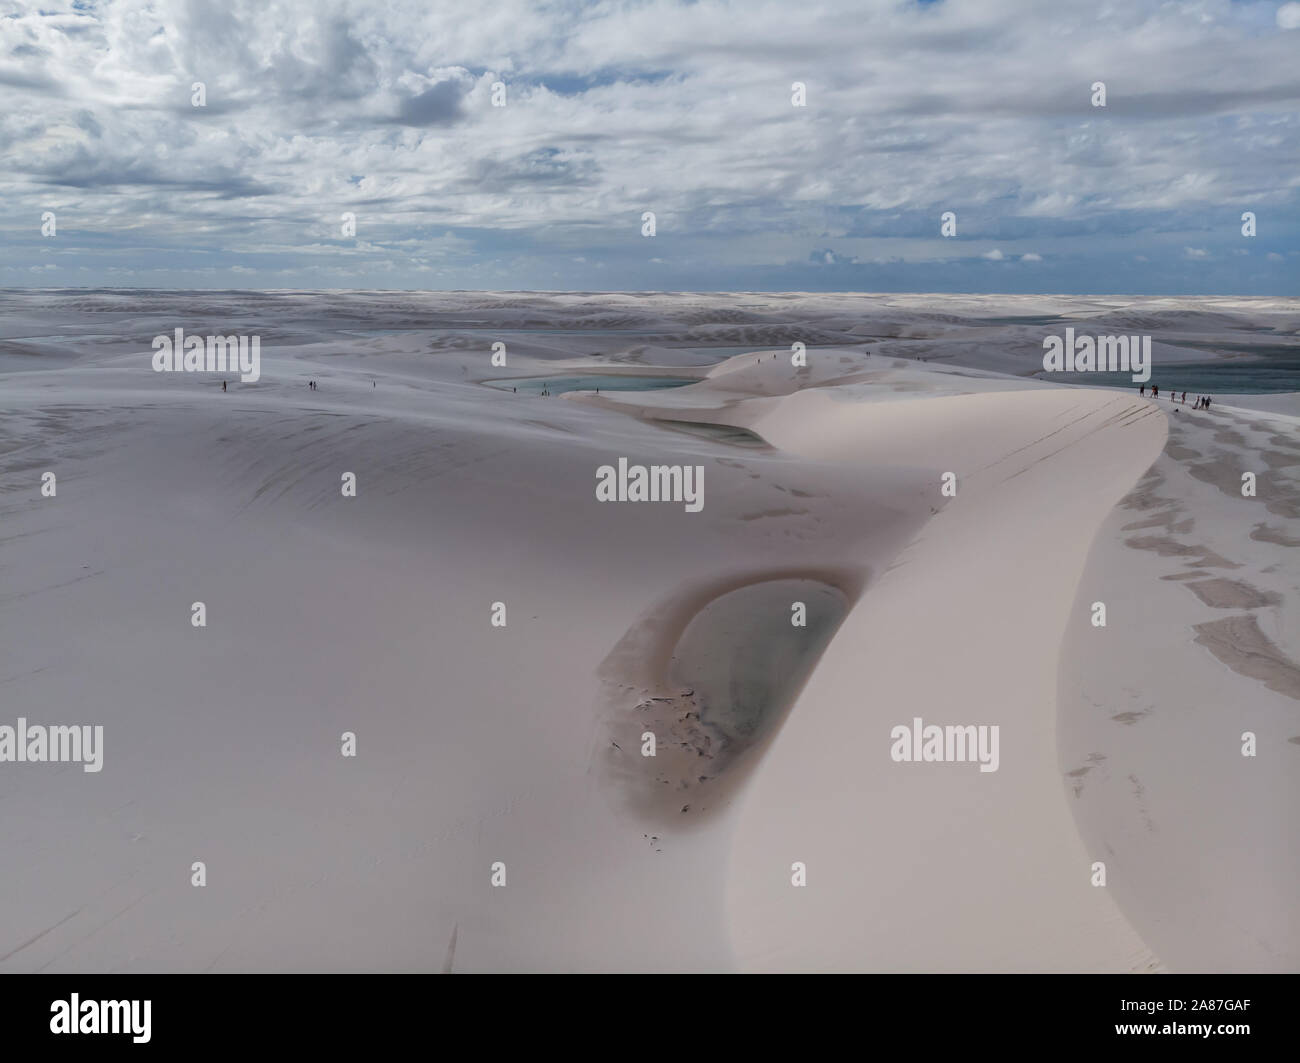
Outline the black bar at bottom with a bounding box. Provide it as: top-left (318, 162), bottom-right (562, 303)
top-left (1, 973), bottom-right (1290, 1050)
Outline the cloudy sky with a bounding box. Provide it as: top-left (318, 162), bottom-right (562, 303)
top-left (2, 0), bottom-right (1298, 293)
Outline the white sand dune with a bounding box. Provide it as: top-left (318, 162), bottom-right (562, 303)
top-left (1, 291), bottom-right (1295, 971)
top-left (725, 388), bottom-right (1167, 971)
top-left (1058, 400), bottom-right (1300, 972)
top-left (1, 348), bottom-right (936, 971)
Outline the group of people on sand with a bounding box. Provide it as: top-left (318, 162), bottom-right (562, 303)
top-left (1139, 383), bottom-right (1212, 410)
top-left (223, 378), bottom-right (354, 392)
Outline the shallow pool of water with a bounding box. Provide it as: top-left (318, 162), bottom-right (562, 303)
top-left (670, 579), bottom-right (848, 754)
top-left (655, 420), bottom-right (770, 448)
top-left (1040, 355), bottom-right (1300, 394)
top-left (483, 374), bottom-right (697, 394)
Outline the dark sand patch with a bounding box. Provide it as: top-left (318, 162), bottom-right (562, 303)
top-left (1183, 578), bottom-right (1282, 610)
top-left (1123, 535), bottom-right (1240, 568)
top-left (1259, 484), bottom-right (1300, 520)
top-left (1192, 614), bottom-right (1300, 701)
top-left (740, 507), bottom-right (808, 521)
top-left (1186, 451), bottom-right (1252, 497)
top-left (1066, 753), bottom-right (1107, 798)
top-left (1260, 449), bottom-right (1300, 470)
top-left (1187, 451), bottom-right (1300, 518)
top-left (1123, 511), bottom-right (1193, 534)
top-left (1119, 468), bottom-right (1180, 514)
top-left (1251, 522), bottom-right (1300, 547)
top-left (1129, 773), bottom-right (1157, 833)
top-left (1166, 444), bottom-right (1202, 461)
top-left (1212, 427), bottom-right (1248, 448)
